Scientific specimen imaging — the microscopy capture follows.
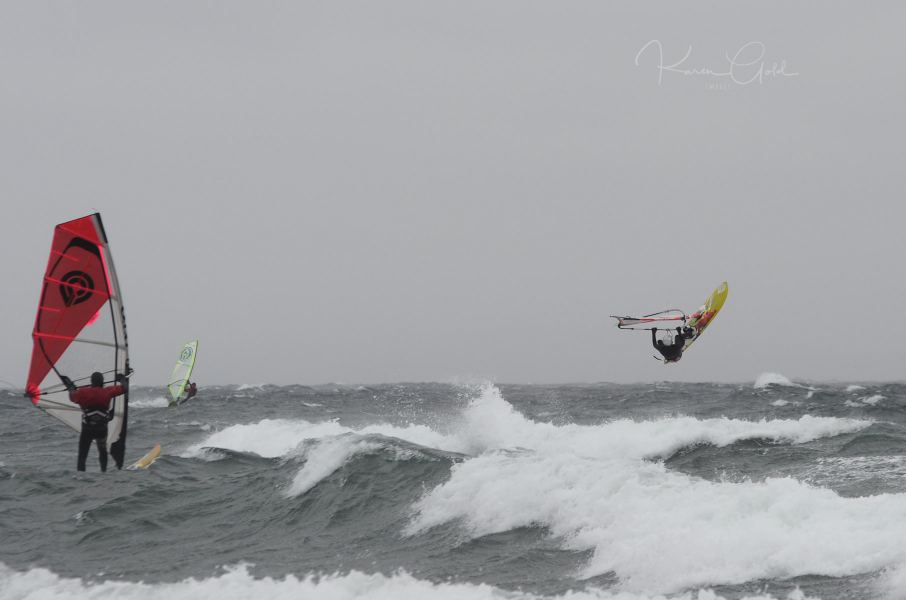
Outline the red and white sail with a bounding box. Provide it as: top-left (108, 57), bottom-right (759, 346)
top-left (26, 213), bottom-right (130, 468)
top-left (611, 309), bottom-right (686, 329)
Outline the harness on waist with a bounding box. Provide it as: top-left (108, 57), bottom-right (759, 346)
top-left (82, 408), bottom-right (113, 427)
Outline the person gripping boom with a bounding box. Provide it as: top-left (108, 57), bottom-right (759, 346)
top-left (61, 372), bottom-right (126, 472)
top-left (652, 327), bottom-right (694, 363)
top-left (183, 381), bottom-right (198, 403)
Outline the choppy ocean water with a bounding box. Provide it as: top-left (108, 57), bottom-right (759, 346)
top-left (3, 375), bottom-right (906, 600)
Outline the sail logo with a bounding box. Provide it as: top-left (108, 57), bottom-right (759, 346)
top-left (59, 271), bottom-right (95, 306)
top-left (180, 347), bottom-right (193, 361)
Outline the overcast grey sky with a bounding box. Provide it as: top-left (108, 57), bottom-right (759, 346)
top-left (2, 2), bottom-right (904, 386)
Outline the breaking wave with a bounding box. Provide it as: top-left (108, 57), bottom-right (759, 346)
top-left (170, 384), bottom-right (887, 594)
top-left (0, 562), bottom-right (822, 600)
top-left (754, 373), bottom-right (799, 389)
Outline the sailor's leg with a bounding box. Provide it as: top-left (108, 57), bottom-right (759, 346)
top-left (96, 434), bottom-right (108, 473)
top-left (77, 428), bottom-right (91, 472)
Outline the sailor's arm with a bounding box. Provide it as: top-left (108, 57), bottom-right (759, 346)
top-left (61, 375), bottom-right (79, 403)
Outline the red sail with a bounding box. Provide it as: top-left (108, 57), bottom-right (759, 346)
top-left (26, 215), bottom-right (113, 399)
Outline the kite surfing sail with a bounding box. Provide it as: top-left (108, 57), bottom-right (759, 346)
top-left (25, 213), bottom-right (130, 468)
top-left (611, 281), bottom-right (728, 363)
top-left (168, 340), bottom-right (198, 407)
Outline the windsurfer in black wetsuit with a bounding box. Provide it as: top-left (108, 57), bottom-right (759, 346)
top-left (652, 327), bottom-right (694, 363)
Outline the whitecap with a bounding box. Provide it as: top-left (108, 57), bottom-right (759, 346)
top-left (0, 562), bottom-right (819, 600)
top-left (284, 438), bottom-right (380, 497)
top-left (130, 396), bottom-right (170, 409)
top-left (754, 372), bottom-right (797, 389)
top-left (860, 394), bottom-right (885, 406)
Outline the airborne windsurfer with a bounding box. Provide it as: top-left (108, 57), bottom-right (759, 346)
top-left (62, 372), bottom-right (127, 472)
top-left (612, 282), bottom-right (728, 364)
top-left (652, 327), bottom-right (687, 363)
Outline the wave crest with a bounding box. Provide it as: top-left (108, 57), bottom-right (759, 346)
top-left (0, 562), bottom-right (820, 600)
top-left (754, 373), bottom-right (798, 389)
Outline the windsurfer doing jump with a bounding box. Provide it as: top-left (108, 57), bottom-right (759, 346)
top-left (62, 372), bottom-right (127, 472)
top-left (652, 327), bottom-right (695, 363)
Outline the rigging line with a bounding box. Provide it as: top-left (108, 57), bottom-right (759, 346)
top-left (35, 388), bottom-right (70, 395)
top-left (36, 399), bottom-right (83, 412)
top-left (33, 333), bottom-right (120, 348)
top-left (60, 367), bottom-right (123, 385)
top-left (641, 309), bottom-right (686, 318)
top-left (35, 336), bottom-right (68, 392)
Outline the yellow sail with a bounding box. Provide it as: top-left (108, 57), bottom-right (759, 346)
top-left (683, 281), bottom-right (728, 353)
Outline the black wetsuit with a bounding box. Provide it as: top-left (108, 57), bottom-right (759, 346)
top-left (652, 328), bottom-right (686, 362)
top-left (68, 383), bottom-right (124, 472)
top-left (78, 412), bottom-right (109, 472)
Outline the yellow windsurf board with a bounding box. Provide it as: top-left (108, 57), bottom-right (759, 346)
top-left (683, 281), bottom-right (729, 353)
top-left (128, 444), bottom-right (161, 470)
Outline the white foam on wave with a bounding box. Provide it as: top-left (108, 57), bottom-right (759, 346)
top-left (879, 563), bottom-right (906, 600)
top-left (410, 452), bottom-right (906, 592)
top-left (846, 385), bottom-right (866, 393)
top-left (236, 383), bottom-right (266, 391)
top-left (284, 438), bottom-right (381, 497)
top-left (183, 418), bottom-right (456, 494)
top-left (0, 562), bottom-right (819, 600)
top-left (399, 385), bottom-right (901, 594)
top-left (130, 396), bottom-right (170, 409)
top-left (845, 395), bottom-right (885, 408)
top-left (184, 418), bottom-right (453, 460)
top-left (185, 387), bottom-right (865, 464)
top-left (771, 399), bottom-right (789, 407)
top-left (754, 373), bottom-right (798, 389)
top-left (182, 419), bottom-right (350, 458)
top-left (445, 385), bottom-right (868, 462)
top-left (178, 384), bottom-right (878, 594)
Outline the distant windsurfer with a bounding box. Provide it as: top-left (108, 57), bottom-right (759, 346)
top-left (62, 372), bottom-right (126, 472)
top-left (652, 327), bottom-right (694, 363)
